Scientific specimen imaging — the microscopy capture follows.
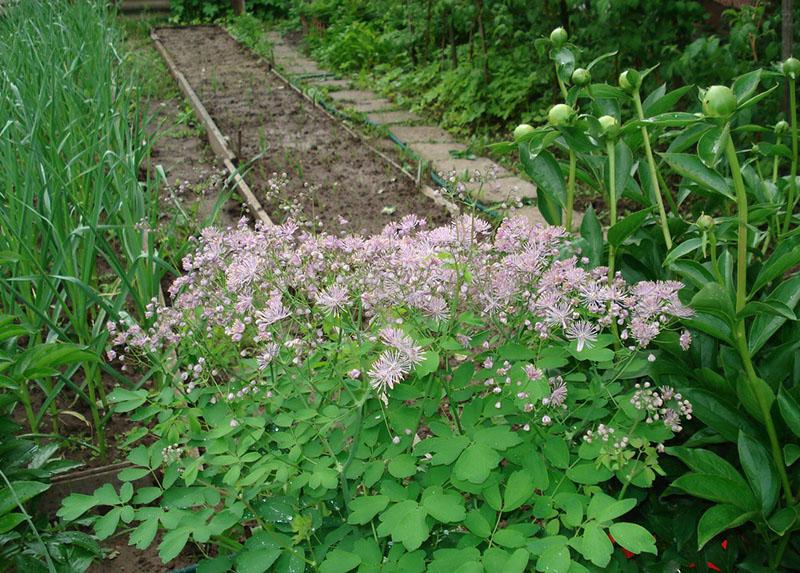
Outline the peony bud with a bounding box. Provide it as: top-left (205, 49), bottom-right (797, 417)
top-left (550, 27), bottom-right (568, 47)
top-left (783, 57), bottom-right (800, 79)
top-left (701, 85), bottom-right (737, 118)
top-left (618, 69), bottom-right (641, 93)
top-left (696, 213), bottom-right (716, 232)
top-left (513, 123), bottom-right (534, 140)
top-left (571, 67), bottom-right (591, 87)
top-left (598, 115), bottom-right (619, 138)
top-left (548, 103), bottom-right (576, 128)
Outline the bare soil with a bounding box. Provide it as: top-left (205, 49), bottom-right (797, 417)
top-left (155, 26), bottom-right (449, 235)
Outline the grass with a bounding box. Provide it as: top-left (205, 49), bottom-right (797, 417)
top-left (0, 0), bottom-right (167, 458)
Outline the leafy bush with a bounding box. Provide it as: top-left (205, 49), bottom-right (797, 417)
top-left (514, 27), bottom-right (800, 569)
top-left (60, 216), bottom-right (692, 570)
top-left (169, 0), bottom-right (291, 22)
top-left (0, 316), bottom-right (101, 571)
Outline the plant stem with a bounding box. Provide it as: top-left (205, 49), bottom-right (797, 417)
top-left (606, 140), bottom-right (617, 278)
top-left (781, 79), bottom-right (798, 235)
top-left (725, 132), bottom-right (748, 313)
top-left (555, 63), bottom-right (568, 100)
top-left (565, 149), bottom-right (577, 232)
top-left (84, 363), bottom-right (107, 460)
top-left (18, 379), bottom-right (38, 435)
top-left (633, 91), bottom-right (673, 249)
top-left (340, 401), bottom-right (364, 511)
top-left (726, 132), bottom-right (794, 504)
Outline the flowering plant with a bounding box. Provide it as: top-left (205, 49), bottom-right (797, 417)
top-left (59, 215), bottom-right (692, 572)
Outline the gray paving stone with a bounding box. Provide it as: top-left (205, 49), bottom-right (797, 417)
top-left (327, 90), bottom-right (381, 103)
top-left (350, 99), bottom-right (395, 112)
top-left (432, 157), bottom-right (511, 179)
top-left (366, 110), bottom-right (423, 125)
top-left (463, 176), bottom-right (537, 203)
top-left (407, 142), bottom-right (467, 162)
top-left (307, 78), bottom-right (352, 88)
top-left (389, 125), bottom-right (456, 144)
top-left (507, 206), bottom-right (549, 227)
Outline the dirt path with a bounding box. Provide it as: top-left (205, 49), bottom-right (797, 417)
top-left (155, 26), bottom-right (450, 235)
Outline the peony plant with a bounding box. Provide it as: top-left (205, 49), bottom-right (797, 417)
top-left (60, 215), bottom-right (692, 572)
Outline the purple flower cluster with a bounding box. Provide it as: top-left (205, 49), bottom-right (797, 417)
top-left (108, 215), bottom-right (691, 404)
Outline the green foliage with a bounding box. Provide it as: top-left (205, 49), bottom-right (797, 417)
top-left (511, 24), bottom-right (800, 569)
top-left (0, 319), bottom-right (101, 571)
top-left (0, 0), bottom-right (168, 456)
top-left (59, 227), bottom-right (692, 570)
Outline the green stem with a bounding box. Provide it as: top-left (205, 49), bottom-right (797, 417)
top-left (18, 379), bottom-right (38, 435)
top-left (340, 401), bottom-right (364, 510)
top-left (555, 62), bottom-right (568, 100)
top-left (781, 80), bottom-right (798, 235)
top-left (772, 154), bottom-right (780, 184)
top-left (709, 232), bottom-right (723, 285)
top-left (606, 140), bottom-right (617, 279)
top-left (84, 363), bottom-right (107, 460)
top-left (606, 140), bottom-right (621, 349)
top-left (726, 132), bottom-right (794, 504)
top-left (565, 149), bottom-right (576, 232)
top-left (772, 532), bottom-right (791, 569)
top-left (633, 90), bottom-right (672, 249)
top-left (724, 132), bottom-right (748, 313)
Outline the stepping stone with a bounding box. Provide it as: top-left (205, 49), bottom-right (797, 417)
top-left (307, 78), bottom-right (351, 88)
top-left (284, 65), bottom-right (325, 76)
top-left (327, 90), bottom-right (381, 103)
top-left (366, 110), bottom-right (423, 125)
top-left (431, 157), bottom-right (511, 180)
top-left (507, 206), bottom-right (549, 227)
top-left (349, 99), bottom-right (395, 113)
top-left (407, 142), bottom-right (467, 162)
top-left (389, 125), bottom-right (456, 144)
top-left (463, 176), bottom-right (537, 203)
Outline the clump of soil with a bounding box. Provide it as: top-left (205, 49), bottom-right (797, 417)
top-left (156, 26), bottom-right (450, 235)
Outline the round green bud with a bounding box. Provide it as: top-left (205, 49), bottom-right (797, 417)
top-left (784, 57), bottom-right (800, 78)
top-left (775, 120), bottom-right (789, 135)
top-left (571, 67), bottom-right (591, 87)
top-left (702, 85), bottom-right (737, 118)
top-left (513, 123), bottom-right (535, 140)
top-left (548, 104), bottom-right (575, 128)
top-left (618, 69), bottom-right (641, 93)
top-left (598, 115), bottom-right (619, 138)
top-left (697, 214), bottom-right (716, 232)
top-left (550, 27), bottom-right (568, 47)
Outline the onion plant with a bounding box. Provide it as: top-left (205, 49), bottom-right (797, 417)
top-left (0, 0), bottom-right (164, 457)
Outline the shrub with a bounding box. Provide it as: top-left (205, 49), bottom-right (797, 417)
top-left (60, 215), bottom-right (691, 570)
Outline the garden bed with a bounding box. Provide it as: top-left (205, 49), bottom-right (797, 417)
top-left (154, 25), bottom-right (450, 235)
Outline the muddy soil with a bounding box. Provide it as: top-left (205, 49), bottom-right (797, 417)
top-left (156, 26), bottom-right (449, 235)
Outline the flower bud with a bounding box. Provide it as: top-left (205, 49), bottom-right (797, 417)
top-left (598, 115), bottom-right (619, 138)
top-left (784, 57), bottom-right (800, 79)
top-left (696, 214), bottom-right (715, 232)
top-left (775, 120), bottom-right (789, 135)
top-left (550, 27), bottom-right (568, 47)
top-left (513, 123), bottom-right (534, 140)
top-left (571, 67), bottom-right (591, 87)
top-left (548, 104), bottom-right (576, 128)
top-left (701, 85), bottom-right (737, 118)
top-left (618, 69), bottom-right (641, 93)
